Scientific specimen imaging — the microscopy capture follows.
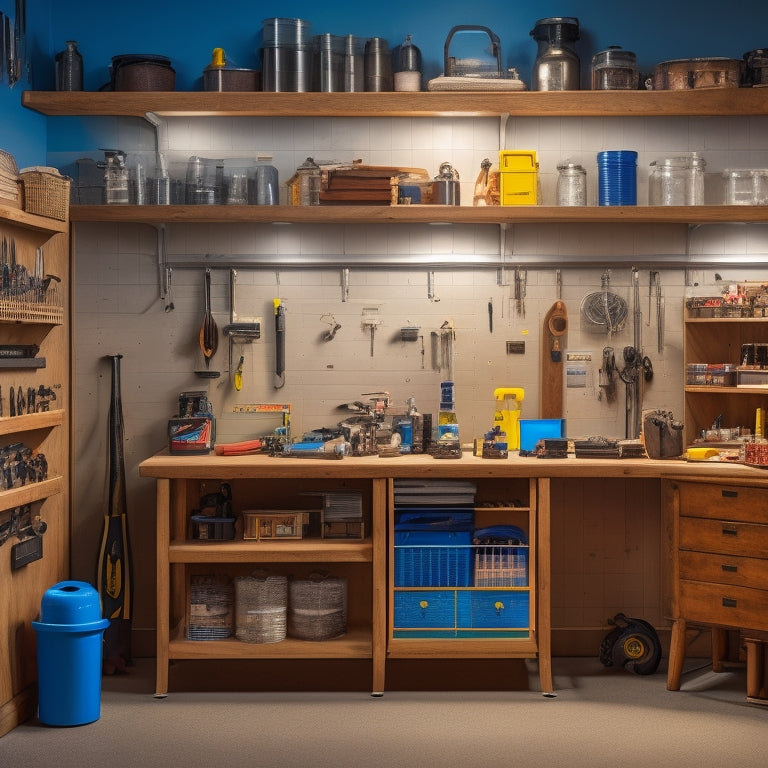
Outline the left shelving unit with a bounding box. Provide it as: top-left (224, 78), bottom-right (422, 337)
top-left (0, 201), bottom-right (70, 737)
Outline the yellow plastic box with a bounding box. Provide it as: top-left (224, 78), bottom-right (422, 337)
top-left (499, 150), bottom-right (538, 205)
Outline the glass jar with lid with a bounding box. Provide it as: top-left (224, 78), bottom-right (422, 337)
top-left (591, 46), bottom-right (638, 90)
top-left (722, 169), bottom-right (755, 205)
top-left (556, 161), bottom-right (587, 206)
top-left (649, 153), bottom-right (706, 206)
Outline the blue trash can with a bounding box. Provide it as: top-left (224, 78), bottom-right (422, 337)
top-left (32, 581), bottom-right (110, 726)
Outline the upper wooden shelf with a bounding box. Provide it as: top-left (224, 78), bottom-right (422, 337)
top-left (0, 202), bottom-right (69, 235)
top-left (69, 204), bottom-right (768, 226)
top-left (21, 89), bottom-right (768, 119)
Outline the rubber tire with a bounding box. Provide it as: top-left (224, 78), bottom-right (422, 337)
top-left (612, 628), bottom-right (661, 675)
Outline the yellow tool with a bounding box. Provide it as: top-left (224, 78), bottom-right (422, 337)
top-left (234, 355), bottom-right (244, 391)
top-left (685, 447), bottom-right (720, 461)
top-left (493, 387), bottom-right (525, 450)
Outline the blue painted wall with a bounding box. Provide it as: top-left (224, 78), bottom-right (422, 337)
top-left (2, 1), bottom-right (768, 168)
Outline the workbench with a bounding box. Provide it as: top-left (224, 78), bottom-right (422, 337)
top-left (139, 451), bottom-right (768, 698)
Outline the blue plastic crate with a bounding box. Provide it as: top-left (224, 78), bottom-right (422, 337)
top-left (394, 531), bottom-right (473, 586)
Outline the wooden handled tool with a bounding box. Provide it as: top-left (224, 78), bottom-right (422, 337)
top-left (540, 300), bottom-right (568, 419)
top-left (97, 353), bottom-right (133, 674)
top-left (199, 268), bottom-right (218, 367)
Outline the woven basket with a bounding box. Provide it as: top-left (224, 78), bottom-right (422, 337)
top-left (234, 573), bottom-right (288, 643)
top-left (19, 168), bottom-right (70, 221)
top-left (115, 62), bottom-right (176, 91)
top-left (288, 575), bottom-right (347, 641)
top-left (187, 575), bottom-right (234, 640)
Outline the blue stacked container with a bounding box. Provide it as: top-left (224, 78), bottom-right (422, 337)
top-left (597, 150), bottom-right (637, 206)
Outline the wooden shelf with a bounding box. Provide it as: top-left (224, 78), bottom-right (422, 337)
top-left (0, 475), bottom-right (63, 511)
top-left (169, 537), bottom-right (373, 563)
top-left (69, 204), bottom-right (768, 226)
top-left (0, 410), bottom-right (64, 437)
top-left (21, 89), bottom-right (768, 119)
top-left (169, 625), bottom-right (372, 659)
top-left (0, 202), bottom-right (68, 235)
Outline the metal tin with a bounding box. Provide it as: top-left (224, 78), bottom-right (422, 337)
top-left (591, 46), bottom-right (637, 90)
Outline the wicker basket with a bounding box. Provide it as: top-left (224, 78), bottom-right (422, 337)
top-left (19, 167), bottom-right (71, 221)
top-left (187, 575), bottom-right (234, 640)
top-left (115, 62), bottom-right (176, 91)
top-left (288, 575), bottom-right (347, 641)
top-left (234, 573), bottom-right (288, 643)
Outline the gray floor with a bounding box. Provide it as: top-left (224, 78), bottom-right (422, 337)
top-left (2, 656), bottom-right (767, 767)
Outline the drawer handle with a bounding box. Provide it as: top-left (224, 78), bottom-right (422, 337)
top-left (721, 490), bottom-right (738, 498)
top-left (721, 564), bottom-right (739, 573)
top-left (722, 526), bottom-right (738, 537)
top-left (722, 597), bottom-right (738, 608)
top-left (494, 600), bottom-right (505, 615)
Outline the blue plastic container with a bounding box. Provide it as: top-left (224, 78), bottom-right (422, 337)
top-left (597, 150), bottom-right (637, 206)
top-left (32, 581), bottom-right (109, 726)
top-left (519, 418), bottom-right (565, 452)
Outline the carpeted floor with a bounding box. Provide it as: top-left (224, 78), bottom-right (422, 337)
top-left (2, 656), bottom-right (767, 767)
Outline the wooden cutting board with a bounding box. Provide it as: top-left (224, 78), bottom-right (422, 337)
top-left (540, 300), bottom-right (568, 419)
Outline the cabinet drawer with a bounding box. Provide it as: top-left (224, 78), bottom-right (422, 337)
top-left (679, 580), bottom-right (768, 631)
top-left (677, 482), bottom-right (768, 524)
top-left (457, 590), bottom-right (530, 630)
top-left (394, 590), bottom-right (457, 629)
top-left (679, 516), bottom-right (768, 558)
top-left (679, 550), bottom-right (768, 590)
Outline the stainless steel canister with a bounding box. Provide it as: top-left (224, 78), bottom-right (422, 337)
top-left (433, 162), bottom-right (460, 205)
top-left (530, 17), bottom-right (581, 91)
top-left (591, 46), bottom-right (638, 90)
top-left (343, 35), bottom-right (365, 92)
top-left (313, 33), bottom-right (344, 92)
top-left (261, 17), bottom-right (312, 92)
top-left (364, 37), bottom-right (393, 91)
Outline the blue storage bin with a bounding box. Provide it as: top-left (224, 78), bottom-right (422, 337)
top-left (394, 531), bottom-right (473, 586)
top-left (394, 508), bottom-right (475, 531)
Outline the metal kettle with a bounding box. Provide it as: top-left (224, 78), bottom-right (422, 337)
top-left (530, 17), bottom-right (581, 91)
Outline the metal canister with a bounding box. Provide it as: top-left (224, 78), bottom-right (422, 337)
top-left (530, 17), bottom-right (581, 91)
top-left (432, 163), bottom-right (460, 205)
top-left (295, 157), bottom-right (321, 206)
top-left (55, 40), bottom-right (83, 91)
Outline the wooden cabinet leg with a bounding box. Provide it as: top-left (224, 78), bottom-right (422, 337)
top-left (746, 640), bottom-right (762, 699)
top-left (711, 627), bottom-right (727, 673)
top-left (667, 618), bottom-right (687, 691)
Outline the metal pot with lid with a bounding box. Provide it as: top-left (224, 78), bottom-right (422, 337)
top-left (530, 17), bottom-right (580, 91)
top-left (433, 162), bottom-right (460, 205)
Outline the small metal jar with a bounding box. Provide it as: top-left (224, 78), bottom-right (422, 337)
top-left (433, 162), bottom-right (460, 205)
top-left (591, 46), bottom-right (638, 90)
top-left (556, 161), bottom-right (587, 206)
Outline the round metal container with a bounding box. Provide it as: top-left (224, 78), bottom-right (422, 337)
top-left (651, 58), bottom-right (742, 90)
top-left (591, 46), bottom-right (638, 90)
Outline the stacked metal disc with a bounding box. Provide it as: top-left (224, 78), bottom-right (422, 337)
top-left (187, 575), bottom-right (234, 640)
top-left (597, 150), bottom-right (638, 206)
top-left (261, 17), bottom-right (312, 91)
top-left (288, 575), bottom-right (347, 641)
top-left (234, 573), bottom-right (288, 643)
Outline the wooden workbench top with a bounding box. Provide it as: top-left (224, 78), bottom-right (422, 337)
top-left (138, 449), bottom-right (768, 485)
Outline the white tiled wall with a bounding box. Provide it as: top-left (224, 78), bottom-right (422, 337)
top-left (62, 114), bottom-right (768, 626)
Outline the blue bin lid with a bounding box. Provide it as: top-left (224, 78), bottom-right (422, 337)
top-left (35, 580), bottom-right (106, 626)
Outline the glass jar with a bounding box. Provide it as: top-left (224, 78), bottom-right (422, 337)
top-left (556, 161), bottom-right (587, 205)
top-left (649, 154), bottom-right (705, 205)
top-left (722, 169), bottom-right (755, 205)
top-left (591, 46), bottom-right (638, 90)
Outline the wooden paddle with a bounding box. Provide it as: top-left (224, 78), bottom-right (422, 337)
top-left (540, 300), bottom-right (568, 419)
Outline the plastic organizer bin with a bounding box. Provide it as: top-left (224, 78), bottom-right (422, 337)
top-left (393, 589), bottom-right (530, 636)
top-left (499, 150), bottom-right (538, 205)
top-left (394, 531), bottom-right (473, 586)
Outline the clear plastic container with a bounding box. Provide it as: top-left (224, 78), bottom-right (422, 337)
top-left (649, 153), bottom-right (705, 205)
top-left (723, 169), bottom-right (755, 205)
top-left (591, 46), bottom-right (638, 90)
top-left (753, 169), bottom-right (768, 205)
top-left (556, 161), bottom-right (587, 205)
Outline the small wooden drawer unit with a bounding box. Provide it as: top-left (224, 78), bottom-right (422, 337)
top-left (675, 481), bottom-right (768, 633)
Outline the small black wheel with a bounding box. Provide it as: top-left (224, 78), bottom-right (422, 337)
top-left (612, 628), bottom-right (661, 675)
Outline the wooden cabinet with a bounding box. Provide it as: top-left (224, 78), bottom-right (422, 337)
top-left (0, 203), bottom-right (70, 737)
top-left (151, 473), bottom-right (387, 697)
top-left (683, 310), bottom-right (768, 446)
top-left (666, 479), bottom-right (768, 691)
top-left (140, 455), bottom-right (553, 697)
top-left (388, 476), bottom-right (552, 695)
